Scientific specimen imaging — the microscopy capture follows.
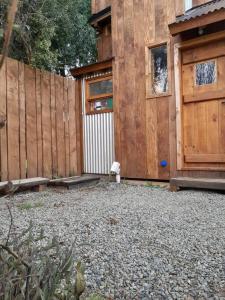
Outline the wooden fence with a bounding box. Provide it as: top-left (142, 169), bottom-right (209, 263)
top-left (0, 57), bottom-right (82, 181)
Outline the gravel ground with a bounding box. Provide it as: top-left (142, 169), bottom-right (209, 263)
top-left (1, 182), bottom-right (225, 299)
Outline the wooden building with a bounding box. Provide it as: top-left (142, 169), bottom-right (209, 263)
top-left (71, 0), bottom-right (225, 182)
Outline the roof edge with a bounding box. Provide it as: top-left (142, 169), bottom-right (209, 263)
top-left (89, 6), bottom-right (111, 26)
top-left (70, 58), bottom-right (113, 78)
top-left (169, 5), bottom-right (225, 36)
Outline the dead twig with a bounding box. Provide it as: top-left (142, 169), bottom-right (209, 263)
top-left (5, 203), bottom-right (13, 247)
top-left (0, 0), bottom-right (19, 70)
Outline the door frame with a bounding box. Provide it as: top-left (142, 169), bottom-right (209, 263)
top-left (81, 72), bottom-right (115, 175)
top-left (174, 30), bottom-right (225, 171)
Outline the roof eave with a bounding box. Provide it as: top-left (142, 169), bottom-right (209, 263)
top-left (89, 6), bottom-right (111, 28)
top-left (169, 8), bottom-right (225, 36)
top-left (70, 58), bottom-right (113, 78)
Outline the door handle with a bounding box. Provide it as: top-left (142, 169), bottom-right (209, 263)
top-left (221, 100), bottom-right (225, 104)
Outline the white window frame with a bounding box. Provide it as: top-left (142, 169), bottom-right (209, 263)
top-left (185, 0), bottom-right (192, 11)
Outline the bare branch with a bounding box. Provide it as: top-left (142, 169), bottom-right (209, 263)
top-left (0, 0), bottom-right (19, 70)
top-left (5, 203), bottom-right (13, 247)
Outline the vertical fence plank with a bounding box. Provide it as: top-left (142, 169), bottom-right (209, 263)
top-left (68, 79), bottom-right (78, 175)
top-left (64, 78), bottom-right (70, 177)
top-left (18, 62), bottom-right (26, 179)
top-left (36, 69), bottom-right (43, 177)
top-left (7, 58), bottom-right (20, 180)
top-left (55, 75), bottom-right (66, 177)
top-left (51, 74), bottom-right (57, 178)
top-left (25, 65), bottom-right (38, 178)
top-left (0, 60), bottom-right (8, 181)
top-left (41, 71), bottom-right (52, 178)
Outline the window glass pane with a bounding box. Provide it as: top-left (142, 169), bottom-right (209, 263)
top-left (89, 79), bottom-right (113, 97)
top-left (89, 97), bottom-right (113, 113)
top-left (151, 45), bottom-right (168, 94)
top-left (196, 61), bottom-right (216, 86)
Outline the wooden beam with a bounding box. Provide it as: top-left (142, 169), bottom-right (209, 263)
top-left (184, 90), bottom-right (225, 104)
top-left (169, 9), bottom-right (225, 36)
top-left (185, 154), bottom-right (225, 163)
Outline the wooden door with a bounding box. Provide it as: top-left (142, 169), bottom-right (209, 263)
top-left (181, 39), bottom-right (225, 170)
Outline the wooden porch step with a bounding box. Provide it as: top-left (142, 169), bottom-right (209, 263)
top-left (170, 177), bottom-right (225, 192)
top-left (0, 177), bottom-right (50, 195)
top-left (48, 175), bottom-right (101, 190)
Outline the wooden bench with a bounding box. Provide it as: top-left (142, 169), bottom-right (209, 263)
top-left (170, 177), bottom-right (225, 192)
top-left (0, 177), bottom-right (50, 195)
top-left (49, 175), bottom-right (100, 190)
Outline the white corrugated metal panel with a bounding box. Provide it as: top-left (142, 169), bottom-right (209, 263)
top-left (82, 77), bottom-right (115, 175)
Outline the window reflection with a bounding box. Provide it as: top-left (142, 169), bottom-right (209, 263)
top-left (89, 79), bottom-right (113, 97)
top-left (151, 45), bottom-right (168, 94)
top-left (195, 61), bottom-right (216, 86)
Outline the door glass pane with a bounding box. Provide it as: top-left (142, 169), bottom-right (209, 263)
top-left (195, 61), bottom-right (216, 86)
top-left (89, 97), bottom-right (113, 113)
top-left (151, 45), bottom-right (168, 94)
top-left (89, 79), bottom-right (113, 97)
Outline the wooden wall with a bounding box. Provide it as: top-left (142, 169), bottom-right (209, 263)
top-left (97, 23), bottom-right (112, 61)
top-left (193, 0), bottom-right (211, 7)
top-left (112, 0), bottom-right (178, 180)
top-left (112, 0), bottom-right (225, 180)
top-left (0, 57), bottom-right (82, 181)
top-left (92, 0), bottom-right (111, 14)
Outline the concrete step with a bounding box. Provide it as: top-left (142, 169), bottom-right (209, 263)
top-left (49, 175), bottom-right (101, 190)
top-left (170, 177), bottom-right (225, 192)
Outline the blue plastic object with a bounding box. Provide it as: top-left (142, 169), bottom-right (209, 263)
top-left (160, 160), bottom-right (168, 168)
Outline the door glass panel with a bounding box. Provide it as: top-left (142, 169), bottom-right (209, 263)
top-left (89, 79), bottom-right (113, 96)
top-left (151, 45), bottom-right (168, 94)
top-left (195, 60), bottom-right (216, 86)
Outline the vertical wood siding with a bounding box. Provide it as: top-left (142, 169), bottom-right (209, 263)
top-left (111, 0), bottom-right (225, 180)
top-left (92, 0), bottom-right (111, 14)
top-left (0, 57), bottom-right (82, 181)
top-left (112, 0), bottom-right (176, 179)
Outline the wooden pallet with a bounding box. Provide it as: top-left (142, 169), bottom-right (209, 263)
top-left (49, 175), bottom-right (101, 190)
top-left (170, 177), bottom-right (225, 192)
top-left (0, 177), bottom-right (50, 195)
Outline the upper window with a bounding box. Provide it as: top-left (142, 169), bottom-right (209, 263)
top-left (185, 0), bottom-right (192, 11)
top-left (195, 60), bottom-right (217, 86)
top-left (149, 44), bottom-right (168, 95)
top-left (86, 75), bottom-right (113, 114)
top-left (89, 79), bottom-right (113, 97)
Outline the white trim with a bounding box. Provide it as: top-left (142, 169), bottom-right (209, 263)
top-left (185, 0), bottom-right (192, 11)
top-left (174, 44), bottom-right (183, 170)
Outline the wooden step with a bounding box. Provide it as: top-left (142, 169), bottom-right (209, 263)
top-left (49, 175), bottom-right (101, 190)
top-left (0, 177), bottom-right (50, 195)
top-left (170, 177), bottom-right (225, 192)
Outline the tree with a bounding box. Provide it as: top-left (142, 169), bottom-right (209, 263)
top-left (0, 0), bottom-right (97, 74)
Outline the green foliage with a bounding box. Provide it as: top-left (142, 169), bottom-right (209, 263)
top-left (18, 201), bottom-right (44, 210)
top-left (0, 0), bottom-right (97, 73)
top-left (0, 223), bottom-right (87, 299)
